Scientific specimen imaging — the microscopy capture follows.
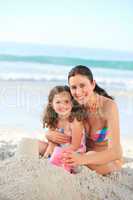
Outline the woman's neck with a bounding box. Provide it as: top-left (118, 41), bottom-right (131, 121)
top-left (86, 93), bottom-right (98, 113)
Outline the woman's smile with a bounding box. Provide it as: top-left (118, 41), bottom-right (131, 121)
top-left (69, 74), bottom-right (95, 105)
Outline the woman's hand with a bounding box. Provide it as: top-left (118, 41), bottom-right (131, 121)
top-left (43, 142), bottom-right (57, 158)
top-left (46, 130), bottom-right (71, 144)
top-left (88, 94), bottom-right (103, 113)
top-left (62, 151), bottom-right (87, 166)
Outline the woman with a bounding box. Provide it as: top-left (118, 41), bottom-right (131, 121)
top-left (46, 65), bottom-right (123, 175)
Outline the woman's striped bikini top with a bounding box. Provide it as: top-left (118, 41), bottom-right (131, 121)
top-left (91, 127), bottom-right (111, 143)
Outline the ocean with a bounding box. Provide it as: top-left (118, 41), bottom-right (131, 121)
top-left (0, 52), bottom-right (133, 138)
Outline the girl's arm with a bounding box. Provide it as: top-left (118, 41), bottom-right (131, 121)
top-left (43, 141), bottom-right (57, 158)
top-left (63, 101), bottom-right (123, 166)
top-left (45, 130), bottom-right (71, 144)
top-left (64, 118), bottom-right (84, 151)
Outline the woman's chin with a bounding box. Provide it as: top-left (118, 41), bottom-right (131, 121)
top-left (77, 99), bottom-right (85, 105)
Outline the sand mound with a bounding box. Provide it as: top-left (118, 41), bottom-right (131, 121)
top-left (0, 157), bottom-right (133, 200)
top-left (0, 138), bottom-right (133, 200)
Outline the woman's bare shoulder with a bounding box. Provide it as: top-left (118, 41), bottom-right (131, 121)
top-left (101, 96), bottom-right (118, 119)
top-left (101, 97), bottom-right (118, 118)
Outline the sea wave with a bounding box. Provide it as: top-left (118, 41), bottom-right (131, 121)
top-left (0, 54), bottom-right (133, 71)
top-left (0, 72), bottom-right (133, 91)
top-left (0, 59), bottom-right (133, 92)
top-left (0, 73), bottom-right (66, 81)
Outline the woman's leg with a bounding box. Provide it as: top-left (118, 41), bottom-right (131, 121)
top-left (85, 144), bottom-right (123, 175)
top-left (38, 140), bottom-right (48, 156)
top-left (87, 159), bottom-right (123, 175)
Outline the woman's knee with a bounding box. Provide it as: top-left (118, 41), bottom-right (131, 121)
top-left (86, 164), bottom-right (109, 175)
top-left (87, 160), bottom-right (123, 175)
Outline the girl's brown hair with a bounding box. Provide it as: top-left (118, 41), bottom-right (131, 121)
top-left (42, 85), bottom-right (87, 129)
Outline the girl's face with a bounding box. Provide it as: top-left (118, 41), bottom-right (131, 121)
top-left (52, 91), bottom-right (72, 117)
top-left (69, 74), bottom-right (95, 106)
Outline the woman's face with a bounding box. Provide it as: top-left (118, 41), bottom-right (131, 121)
top-left (69, 74), bottom-right (95, 105)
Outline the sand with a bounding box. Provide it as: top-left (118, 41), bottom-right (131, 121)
top-left (0, 128), bottom-right (133, 200)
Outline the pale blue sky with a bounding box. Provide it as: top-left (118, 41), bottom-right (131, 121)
top-left (0, 0), bottom-right (133, 52)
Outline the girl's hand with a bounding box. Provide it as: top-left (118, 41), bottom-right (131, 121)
top-left (61, 145), bottom-right (74, 153)
top-left (62, 151), bottom-right (87, 166)
top-left (46, 130), bottom-right (71, 144)
top-left (43, 142), bottom-right (57, 158)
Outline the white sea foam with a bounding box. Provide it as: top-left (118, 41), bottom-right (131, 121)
top-left (0, 62), bottom-right (133, 91)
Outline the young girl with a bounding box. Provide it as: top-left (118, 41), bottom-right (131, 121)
top-left (39, 85), bottom-right (86, 162)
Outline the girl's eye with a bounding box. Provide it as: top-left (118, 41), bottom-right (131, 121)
top-left (56, 101), bottom-right (60, 104)
top-left (71, 86), bottom-right (76, 90)
top-left (80, 83), bottom-right (85, 88)
top-left (65, 100), bottom-right (69, 104)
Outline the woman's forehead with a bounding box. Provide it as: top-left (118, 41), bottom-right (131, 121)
top-left (69, 74), bottom-right (90, 84)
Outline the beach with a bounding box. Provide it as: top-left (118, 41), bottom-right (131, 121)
top-left (1, 0), bottom-right (133, 197)
top-left (0, 52), bottom-right (133, 199)
top-left (0, 128), bottom-right (133, 200)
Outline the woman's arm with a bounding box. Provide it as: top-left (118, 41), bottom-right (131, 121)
top-left (63, 101), bottom-right (123, 166)
top-left (46, 130), bottom-right (71, 144)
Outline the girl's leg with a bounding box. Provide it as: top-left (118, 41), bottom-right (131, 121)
top-left (87, 159), bottom-right (123, 175)
top-left (38, 140), bottom-right (48, 156)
